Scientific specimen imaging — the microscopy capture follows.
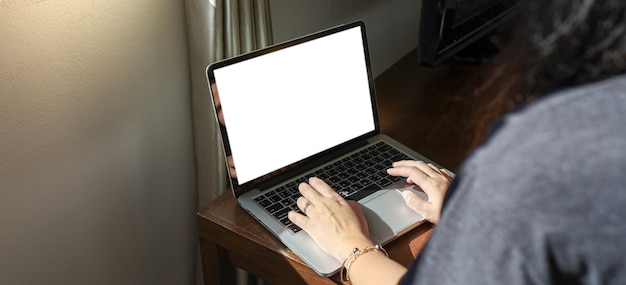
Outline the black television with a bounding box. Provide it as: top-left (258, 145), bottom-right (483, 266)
top-left (418, 0), bottom-right (525, 66)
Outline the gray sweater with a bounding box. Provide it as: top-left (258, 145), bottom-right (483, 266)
top-left (401, 75), bottom-right (626, 284)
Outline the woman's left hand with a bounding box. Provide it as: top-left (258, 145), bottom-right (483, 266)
top-left (387, 160), bottom-right (452, 224)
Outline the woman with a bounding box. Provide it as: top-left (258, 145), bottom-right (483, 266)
top-left (288, 0), bottom-right (626, 284)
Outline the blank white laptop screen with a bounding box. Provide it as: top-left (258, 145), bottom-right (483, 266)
top-left (212, 26), bottom-right (376, 185)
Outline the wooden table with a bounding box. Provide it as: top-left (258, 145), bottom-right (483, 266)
top-left (198, 190), bottom-right (434, 284)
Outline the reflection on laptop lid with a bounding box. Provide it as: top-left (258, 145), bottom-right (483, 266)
top-left (210, 22), bottom-right (378, 194)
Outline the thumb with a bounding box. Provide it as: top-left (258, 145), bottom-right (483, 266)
top-left (401, 190), bottom-right (429, 217)
top-left (347, 200), bottom-right (369, 236)
top-left (288, 211), bottom-right (309, 230)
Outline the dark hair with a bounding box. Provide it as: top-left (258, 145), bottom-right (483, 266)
top-left (462, 0), bottom-right (626, 148)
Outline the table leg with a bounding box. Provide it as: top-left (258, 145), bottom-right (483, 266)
top-left (199, 237), bottom-right (236, 285)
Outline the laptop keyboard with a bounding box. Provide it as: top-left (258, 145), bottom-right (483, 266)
top-left (253, 141), bottom-right (412, 233)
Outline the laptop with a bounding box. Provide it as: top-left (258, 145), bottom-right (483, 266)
top-left (206, 21), bottom-right (451, 276)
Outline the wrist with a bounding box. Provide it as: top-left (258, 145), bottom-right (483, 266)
top-left (333, 235), bottom-right (374, 262)
top-left (340, 244), bottom-right (389, 283)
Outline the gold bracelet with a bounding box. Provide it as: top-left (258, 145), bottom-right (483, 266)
top-left (340, 244), bottom-right (388, 283)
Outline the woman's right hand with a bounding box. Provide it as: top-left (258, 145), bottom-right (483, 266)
top-left (287, 177), bottom-right (373, 262)
top-left (387, 160), bottom-right (452, 224)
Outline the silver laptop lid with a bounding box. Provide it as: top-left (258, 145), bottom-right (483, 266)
top-left (207, 21), bottom-right (380, 196)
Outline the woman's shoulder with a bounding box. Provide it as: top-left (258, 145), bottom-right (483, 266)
top-left (452, 74), bottom-right (626, 212)
top-left (459, 73), bottom-right (626, 217)
top-left (510, 74), bottom-right (626, 131)
top-left (481, 74), bottom-right (626, 162)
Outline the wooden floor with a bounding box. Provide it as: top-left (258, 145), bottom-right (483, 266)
top-left (374, 49), bottom-right (483, 172)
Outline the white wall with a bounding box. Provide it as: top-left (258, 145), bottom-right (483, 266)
top-left (269, 0), bottom-right (421, 77)
top-left (0, 1), bottom-right (196, 284)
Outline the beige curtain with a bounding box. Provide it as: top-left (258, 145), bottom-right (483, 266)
top-left (185, 1), bottom-right (272, 284)
top-left (184, 0), bottom-right (273, 208)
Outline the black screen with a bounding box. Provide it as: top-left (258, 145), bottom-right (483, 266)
top-left (418, 0), bottom-right (524, 66)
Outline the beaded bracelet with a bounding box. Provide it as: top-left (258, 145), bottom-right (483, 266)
top-left (340, 244), bottom-right (389, 283)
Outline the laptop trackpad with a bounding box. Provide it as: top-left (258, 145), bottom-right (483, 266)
top-left (359, 186), bottom-right (426, 244)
